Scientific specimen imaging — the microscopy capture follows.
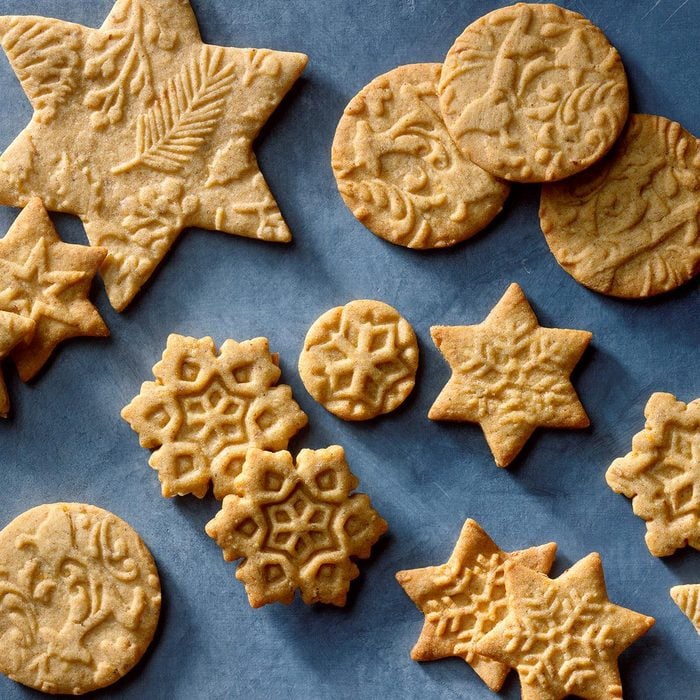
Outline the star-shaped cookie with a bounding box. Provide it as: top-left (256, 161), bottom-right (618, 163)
top-left (671, 584), bottom-right (700, 635)
top-left (0, 0), bottom-right (308, 310)
top-left (475, 553), bottom-right (655, 700)
top-left (0, 198), bottom-right (108, 381)
top-left (429, 283), bottom-right (591, 467)
top-left (0, 310), bottom-right (35, 417)
top-left (395, 519), bottom-right (556, 691)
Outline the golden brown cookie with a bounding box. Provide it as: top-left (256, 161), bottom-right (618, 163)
top-left (206, 446), bottom-right (387, 607)
top-left (299, 300), bottom-right (419, 421)
top-left (0, 197), bottom-right (108, 381)
top-left (429, 283), bottom-right (591, 467)
top-left (606, 392), bottom-right (700, 556)
top-left (0, 503), bottom-right (161, 695)
top-left (396, 519), bottom-right (556, 691)
top-left (540, 114), bottom-right (700, 297)
top-left (671, 584), bottom-right (700, 635)
top-left (475, 553), bottom-right (654, 700)
top-left (332, 63), bottom-right (510, 249)
top-left (122, 334), bottom-right (308, 499)
top-left (439, 3), bottom-right (628, 182)
top-left (0, 310), bottom-right (35, 417)
top-left (0, 0), bottom-right (308, 310)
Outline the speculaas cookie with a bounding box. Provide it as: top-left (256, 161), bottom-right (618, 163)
top-left (671, 584), bottom-right (700, 635)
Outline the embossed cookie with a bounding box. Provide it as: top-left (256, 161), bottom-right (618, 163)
top-left (0, 310), bottom-right (35, 417)
top-left (396, 519), bottom-right (556, 691)
top-left (0, 197), bottom-right (108, 381)
top-left (475, 553), bottom-right (654, 699)
top-left (0, 503), bottom-right (161, 695)
top-left (332, 63), bottom-right (510, 249)
top-left (0, 0), bottom-right (308, 311)
top-left (606, 392), bottom-right (700, 556)
top-left (671, 584), bottom-right (700, 635)
top-left (429, 283), bottom-right (591, 467)
top-left (122, 334), bottom-right (308, 499)
top-left (541, 114), bottom-right (700, 297)
top-left (206, 446), bottom-right (387, 607)
top-left (299, 300), bottom-right (419, 420)
top-left (439, 3), bottom-right (628, 182)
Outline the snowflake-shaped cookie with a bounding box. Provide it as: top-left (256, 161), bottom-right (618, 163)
top-left (121, 334), bottom-right (308, 499)
top-left (606, 392), bottom-right (700, 556)
top-left (206, 447), bottom-right (387, 607)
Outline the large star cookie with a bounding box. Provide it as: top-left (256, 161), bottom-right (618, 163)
top-left (475, 553), bottom-right (654, 700)
top-left (606, 392), bottom-right (700, 556)
top-left (429, 283), bottom-right (591, 467)
top-left (671, 584), bottom-right (700, 635)
top-left (0, 310), bottom-right (35, 417)
top-left (395, 519), bottom-right (556, 691)
top-left (0, 0), bottom-right (308, 310)
top-left (0, 198), bottom-right (108, 381)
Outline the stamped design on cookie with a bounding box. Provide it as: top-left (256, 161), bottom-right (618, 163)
top-left (299, 300), bottom-right (419, 421)
top-left (606, 392), bottom-right (700, 556)
top-left (540, 114), bottom-right (700, 297)
top-left (206, 447), bottom-right (387, 607)
top-left (439, 3), bottom-right (628, 182)
top-left (0, 503), bottom-right (161, 695)
top-left (332, 63), bottom-right (509, 249)
top-left (671, 584), bottom-right (700, 635)
top-left (0, 310), bottom-right (35, 417)
top-left (396, 519), bottom-right (556, 691)
top-left (0, 0), bottom-right (308, 310)
top-left (122, 334), bottom-right (308, 500)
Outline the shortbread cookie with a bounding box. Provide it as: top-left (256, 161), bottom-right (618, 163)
top-left (0, 503), bottom-right (161, 695)
top-left (0, 310), bottom-right (35, 417)
top-left (299, 300), bottom-right (418, 420)
top-left (332, 63), bottom-right (509, 249)
top-left (475, 553), bottom-right (654, 700)
top-left (606, 393), bottom-right (700, 556)
top-left (541, 114), bottom-right (700, 297)
top-left (206, 447), bottom-right (387, 607)
top-left (439, 3), bottom-right (628, 182)
top-left (671, 585), bottom-right (700, 635)
top-left (0, 198), bottom-right (108, 381)
top-left (396, 519), bottom-right (556, 691)
top-left (0, 0), bottom-right (307, 311)
top-left (122, 334), bottom-right (308, 499)
top-left (429, 283), bottom-right (591, 466)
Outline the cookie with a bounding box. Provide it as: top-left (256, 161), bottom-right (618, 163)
top-left (439, 3), bottom-right (628, 182)
top-left (0, 310), bottom-right (35, 417)
top-left (0, 0), bottom-right (308, 311)
top-left (396, 519), bottom-right (556, 691)
top-left (332, 63), bottom-right (509, 249)
top-left (299, 300), bottom-right (419, 420)
top-left (671, 585), bottom-right (700, 635)
top-left (475, 553), bottom-right (654, 700)
top-left (606, 392), bottom-right (700, 556)
top-left (540, 114), bottom-right (700, 297)
top-left (0, 197), bottom-right (108, 381)
top-left (0, 503), bottom-right (161, 695)
top-left (206, 446), bottom-right (387, 607)
top-left (429, 283), bottom-right (591, 467)
top-left (122, 334), bottom-right (308, 500)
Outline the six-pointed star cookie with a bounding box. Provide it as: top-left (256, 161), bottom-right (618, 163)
top-left (396, 519), bottom-right (556, 691)
top-left (0, 0), bottom-right (308, 310)
top-left (0, 198), bottom-right (108, 381)
top-left (429, 283), bottom-right (591, 467)
top-left (475, 553), bottom-right (654, 700)
top-left (0, 309), bottom-right (35, 417)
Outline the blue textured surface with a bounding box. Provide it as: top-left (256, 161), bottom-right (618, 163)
top-left (0, 0), bottom-right (698, 698)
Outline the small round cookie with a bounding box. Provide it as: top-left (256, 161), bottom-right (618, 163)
top-left (299, 300), bottom-right (419, 420)
top-left (0, 503), bottom-right (161, 695)
top-left (540, 114), bottom-right (700, 298)
top-left (332, 63), bottom-right (510, 249)
top-left (439, 3), bottom-right (628, 182)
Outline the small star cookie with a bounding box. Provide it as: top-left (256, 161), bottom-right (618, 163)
top-left (429, 283), bottom-right (591, 467)
top-left (671, 584), bottom-right (700, 635)
top-left (0, 310), bottom-right (35, 417)
top-left (396, 519), bottom-right (556, 691)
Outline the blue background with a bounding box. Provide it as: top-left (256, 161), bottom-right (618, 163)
top-left (0, 0), bottom-right (698, 698)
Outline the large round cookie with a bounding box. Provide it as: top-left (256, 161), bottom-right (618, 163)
top-left (540, 114), bottom-right (700, 298)
top-left (439, 3), bottom-right (628, 182)
top-left (332, 63), bottom-right (509, 249)
top-left (0, 503), bottom-right (161, 695)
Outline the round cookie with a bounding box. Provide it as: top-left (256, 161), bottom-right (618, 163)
top-left (540, 114), bottom-right (700, 298)
top-left (0, 503), bottom-right (161, 695)
top-left (332, 63), bottom-right (509, 249)
top-left (299, 300), bottom-right (418, 420)
top-left (439, 3), bottom-right (628, 182)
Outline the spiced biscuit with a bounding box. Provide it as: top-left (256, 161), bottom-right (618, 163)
top-left (671, 585), bottom-right (700, 635)
top-left (0, 310), bottom-right (35, 417)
